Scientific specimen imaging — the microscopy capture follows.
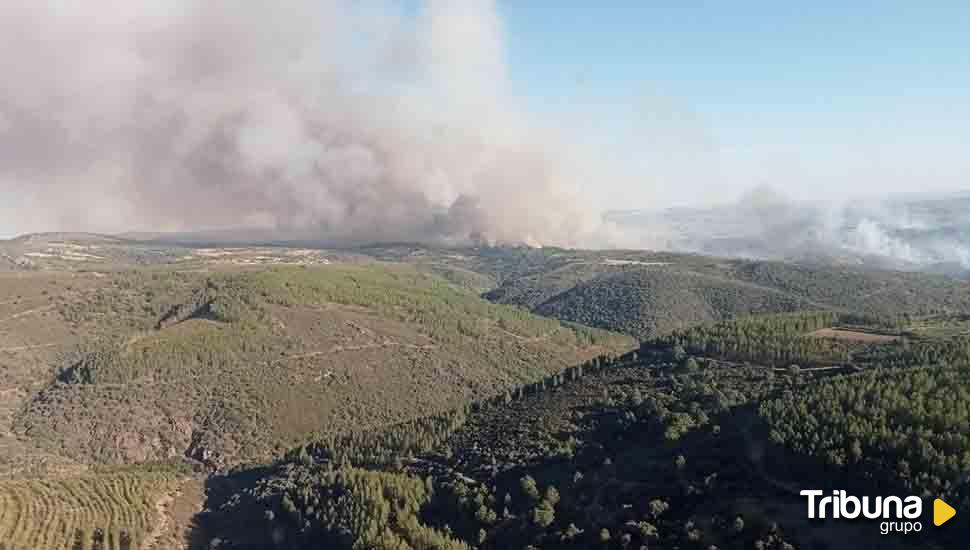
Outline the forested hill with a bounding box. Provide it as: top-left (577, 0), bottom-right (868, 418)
top-left (364, 245), bottom-right (970, 340)
top-left (192, 311), bottom-right (970, 550)
top-left (531, 268), bottom-right (812, 340)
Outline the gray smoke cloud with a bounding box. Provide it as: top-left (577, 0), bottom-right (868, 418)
top-left (0, 1), bottom-right (624, 247)
top-left (611, 187), bottom-right (970, 274)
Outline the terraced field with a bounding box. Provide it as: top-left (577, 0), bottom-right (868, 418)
top-left (0, 471), bottom-right (179, 550)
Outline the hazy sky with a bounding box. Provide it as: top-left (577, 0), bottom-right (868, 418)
top-left (1, 1), bottom-right (967, 240)
top-left (499, 1), bottom-right (970, 207)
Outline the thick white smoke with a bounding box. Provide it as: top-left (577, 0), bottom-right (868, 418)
top-left (845, 219), bottom-right (918, 263)
top-left (614, 188), bottom-right (970, 271)
top-left (0, 1), bottom-right (621, 247)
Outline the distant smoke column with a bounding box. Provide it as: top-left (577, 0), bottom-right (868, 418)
top-left (0, 1), bottom-right (619, 247)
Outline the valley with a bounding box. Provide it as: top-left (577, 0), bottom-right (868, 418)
top-left (1, 236), bottom-right (969, 549)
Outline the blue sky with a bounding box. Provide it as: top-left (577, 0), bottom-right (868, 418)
top-left (496, 1), bottom-right (970, 206)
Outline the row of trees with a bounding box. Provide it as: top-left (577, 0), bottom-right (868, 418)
top-left (856, 337), bottom-right (970, 368)
top-left (642, 311), bottom-right (850, 367)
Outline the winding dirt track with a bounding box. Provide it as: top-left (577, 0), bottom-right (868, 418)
top-left (0, 304), bottom-right (56, 324)
top-left (493, 326), bottom-right (552, 343)
top-left (0, 342), bottom-right (60, 353)
top-left (271, 341), bottom-right (439, 365)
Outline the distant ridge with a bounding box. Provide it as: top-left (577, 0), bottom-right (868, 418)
top-left (7, 232), bottom-right (131, 245)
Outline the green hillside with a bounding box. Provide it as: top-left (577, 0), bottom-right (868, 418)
top-left (532, 268), bottom-right (812, 340)
top-left (4, 241), bottom-right (970, 549)
top-left (14, 264), bottom-right (632, 469)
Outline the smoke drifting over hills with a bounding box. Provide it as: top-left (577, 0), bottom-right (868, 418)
top-left (0, 1), bottom-right (619, 247)
top-left (611, 188), bottom-right (970, 274)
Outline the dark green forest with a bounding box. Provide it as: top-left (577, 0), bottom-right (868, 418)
top-left (193, 308), bottom-right (970, 550)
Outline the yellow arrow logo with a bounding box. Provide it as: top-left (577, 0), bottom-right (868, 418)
top-left (934, 498), bottom-right (956, 526)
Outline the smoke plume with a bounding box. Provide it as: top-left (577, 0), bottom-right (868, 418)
top-left (0, 1), bottom-right (618, 247)
top-left (612, 187), bottom-right (970, 273)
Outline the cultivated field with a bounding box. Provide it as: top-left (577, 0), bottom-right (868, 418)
top-left (0, 470), bottom-right (180, 550)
